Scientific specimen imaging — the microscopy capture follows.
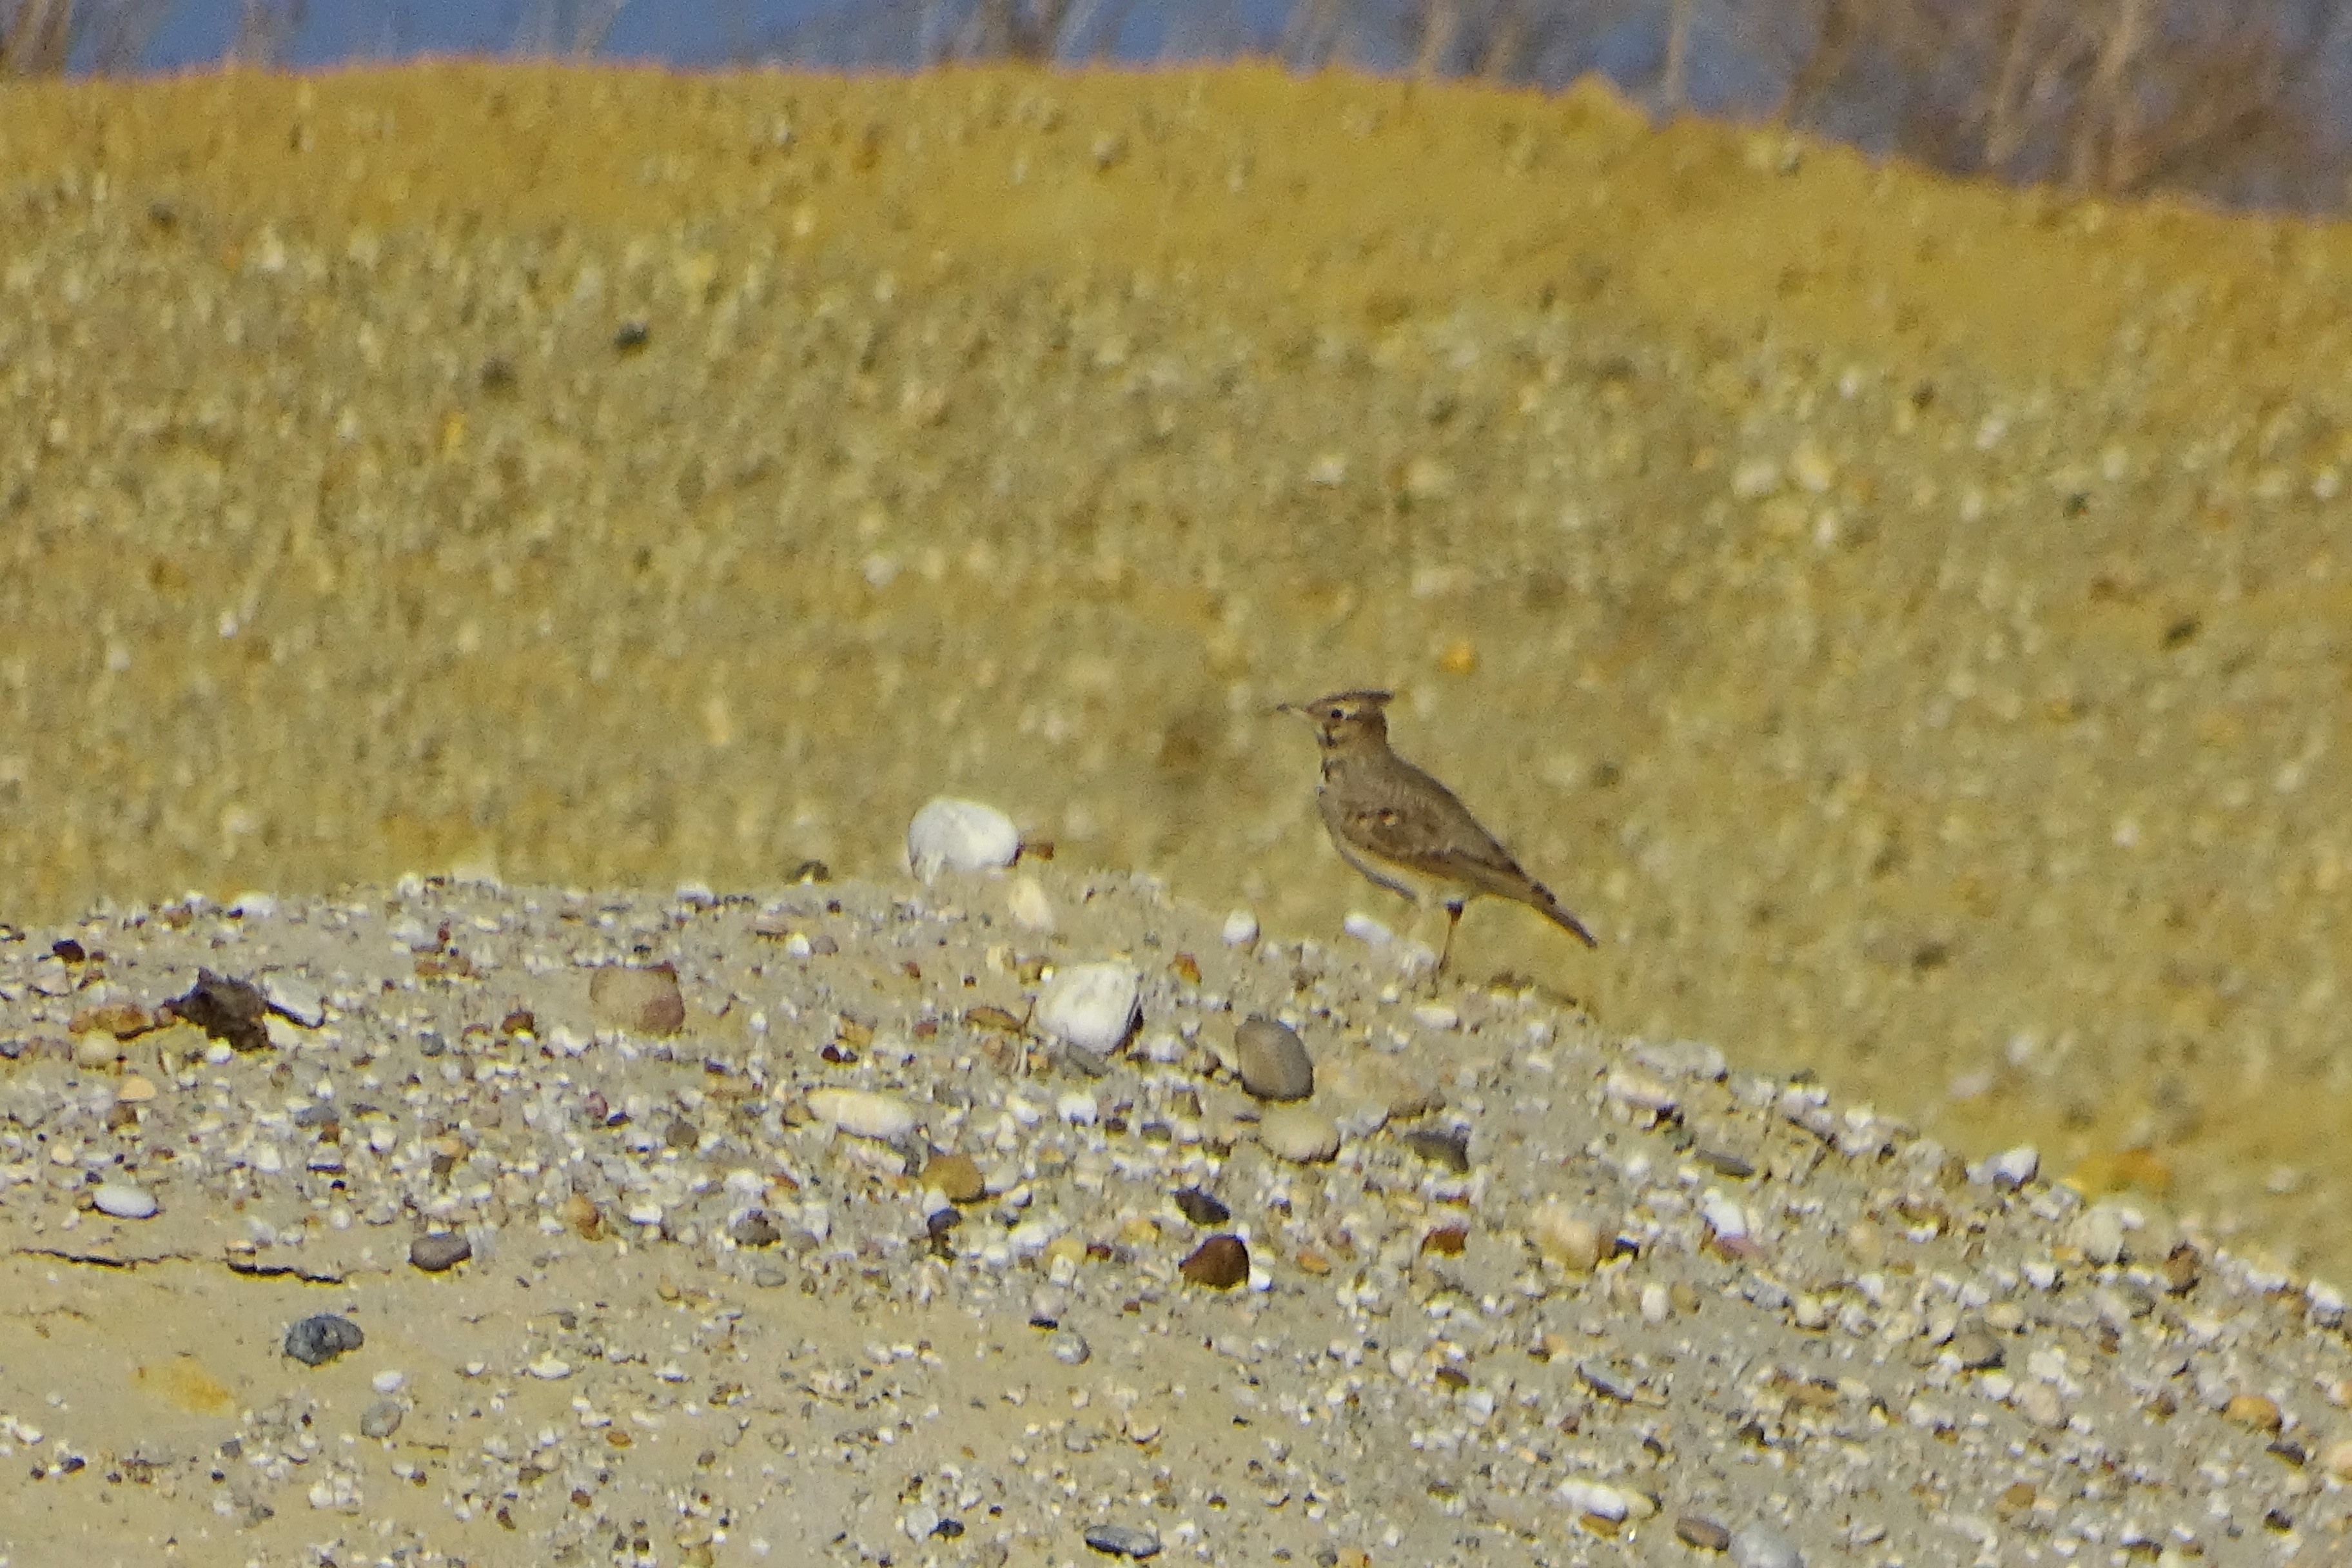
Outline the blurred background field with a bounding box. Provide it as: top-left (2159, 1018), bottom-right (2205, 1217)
top-left (12, 0), bottom-right (2352, 210)
top-left (3, 19), bottom-right (2351, 1277)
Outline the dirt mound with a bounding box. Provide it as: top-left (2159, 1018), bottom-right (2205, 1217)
top-left (3, 65), bottom-right (2349, 1277)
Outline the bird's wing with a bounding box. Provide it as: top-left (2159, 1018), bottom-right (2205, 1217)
top-left (1333, 763), bottom-right (1542, 901)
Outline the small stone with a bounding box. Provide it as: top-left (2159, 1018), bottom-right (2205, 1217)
top-left (409, 1232), bottom-right (473, 1273)
top-left (371, 1371), bottom-right (406, 1394)
top-left (1050, 1329), bottom-right (1091, 1366)
top-left (1180, 1234), bottom-right (1249, 1288)
top-left (1676, 1515), bottom-right (1733, 1553)
top-left (1037, 963), bottom-right (1142, 1054)
top-left (1220, 910), bottom-right (1258, 946)
top-left (807, 1088), bottom-right (920, 1141)
top-left (68, 1001), bottom-right (155, 1041)
top-left (728, 1211), bottom-right (782, 1248)
top-left (906, 797), bottom-right (1021, 880)
top-left (260, 974), bottom-right (328, 1028)
top-left (1083, 1523), bottom-right (1160, 1558)
top-left (1529, 1200), bottom-right (1603, 1271)
top-left (1948, 1327), bottom-right (2004, 1371)
top-left (1173, 1188), bottom-right (1229, 1226)
top-left (115, 1075), bottom-right (157, 1103)
top-left (92, 1181), bottom-right (159, 1220)
top-left (358, 1400), bottom-right (404, 1440)
top-left (284, 1314), bottom-right (365, 1367)
top-left (73, 1034), bottom-right (124, 1068)
top-left (1259, 1104), bottom-right (1340, 1164)
top-left (527, 1355), bottom-right (573, 1380)
top-left (1004, 874), bottom-right (1056, 932)
top-left (2078, 1204), bottom-right (2126, 1266)
top-left (1729, 1525), bottom-right (1804, 1568)
top-left (2226, 1393), bottom-right (2284, 1434)
top-left (2013, 1380), bottom-right (2065, 1428)
top-left (588, 963), bottom-right (686, 1035)
top-left (2321, 1438), bottom-right (2352, 1481)
top-left (1603, 1067), bottom-right (1678, 1116)
top-left (1232, 1017), bottom-right (1313, 1102)
top-left (1979, 1143), bottom-right (2039, 1188)
top-left (1400, 1126), bottom-right (1471, 1173)
top-left (926, 1152), bottom-right (986, 1203)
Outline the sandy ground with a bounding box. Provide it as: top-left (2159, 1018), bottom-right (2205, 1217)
top-left (4, 869), bottom-right (2351, 1568)
top-left (0, 57), bottom-right (2350, 1446)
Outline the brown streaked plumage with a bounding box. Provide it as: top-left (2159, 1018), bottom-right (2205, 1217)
top-left (1280, 689), bottom-right (1598, 971)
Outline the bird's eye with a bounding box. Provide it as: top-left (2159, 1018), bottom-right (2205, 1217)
top-left (1326, 707), bottom-right (1343, 720)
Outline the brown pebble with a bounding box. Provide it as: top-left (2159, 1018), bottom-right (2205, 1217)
top-left (1421, 1223), bottom-right (1468, 1257)
top-left (927, 1152), bottom-right (986, 1203)
top-left (68, 1002), bottom-right (155, 1041)
top-left (409, 1232), bottom-right (473, 1273)
top-left (2226, 1393), bottom-right (2284, 1434)
top-left (587, 963), bottom-right (686, 1035)
top-left (2162, 1242), bottom-right (2202, 1295)
top-left (1180, 1234), bottom-right (1249, 1288)
top-left (1674, 1515), bottom-right (1732, 1552)
top-left (562, 1192), bottom-right (602, 1237)
top-left (1173, 1188), bottom-right (1230, 1226)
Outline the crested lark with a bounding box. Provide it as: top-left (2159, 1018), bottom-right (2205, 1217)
top-left (1281, 689), bottom-right (1598, 971)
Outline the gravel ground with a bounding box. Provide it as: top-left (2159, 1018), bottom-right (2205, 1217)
top-left (4, 865), bottom-right (2350, 1565)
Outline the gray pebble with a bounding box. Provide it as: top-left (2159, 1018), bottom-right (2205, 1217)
top-left (358, 1400), bottom-right (404, 1440)
top-left (284, 1314), bottom-right (365, 1366)
top-left (1233, 1016), bottom-right (1314, 1101)
top-left (1579, 1360), bottom-right (1637, 1402)
top-left (1730, 1525), bottom-right (1804, 1568)
top-left (1050, 1328), bottom-right (1091, 1366)
top-left (1083, 1523), bottom-right (1160, 1558)
top-left (409, 1232), bottom-right (472, 1272)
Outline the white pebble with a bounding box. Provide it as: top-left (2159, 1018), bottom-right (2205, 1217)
top-left (1409, 1002), bottom-right (1458, 1031)
top-left (1055, 1090), bottom-right (1099, 1126)
top-left (1220, 910), bottom-right (1259, 946)
top-left (1037, 963), bottom-right (1141, 1054)
top-left (1556, 1478), bottom-right (1629, 1522)
top-left (261, 974), bottom-right (327, 1028)
top-left (371, 1370), bottom-right (407, 1395)
top-left (1259, 1104), bottom-right (1341, 1164)
top-left (807, 1088), bottom-right (921, 1141)
top-left (92, 1182), bottom-right (159, 1220)
top-left (527, 1356), bottom-right (573, 1380)
top-left (1700, 1190), bottom-right (1750, 1240)
top-left (906, 797), bottom-right (1020, 881)
top-left (1979, 1144), bottom-right (2040, 1188)
top-left (1341, 913), bottom-right (1393, 946)
top-left (1004, 875), bottom-right (1055, 932)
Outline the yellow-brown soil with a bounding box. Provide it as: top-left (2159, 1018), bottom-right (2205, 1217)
top-left (3, 66), bottom-right (2349, 1273)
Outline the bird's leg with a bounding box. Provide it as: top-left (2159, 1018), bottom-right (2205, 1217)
top-left (1436, 901), bottom-right (1465, 978)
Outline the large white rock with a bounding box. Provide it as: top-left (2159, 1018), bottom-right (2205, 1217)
top-left (1036, 963), bottom-right (1141, 1054)
top-left (905, 798), bottom-right (1021, 881)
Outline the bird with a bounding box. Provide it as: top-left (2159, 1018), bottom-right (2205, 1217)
top-left (1279, 689), bottom-right (1598, 972)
